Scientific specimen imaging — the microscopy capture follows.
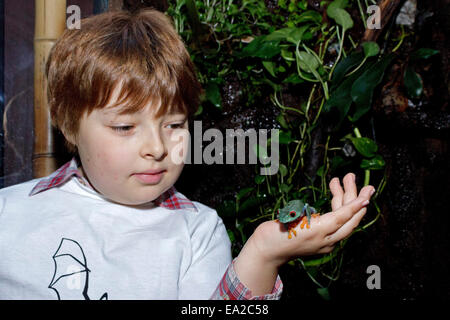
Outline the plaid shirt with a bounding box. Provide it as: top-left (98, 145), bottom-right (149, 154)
top-left (29, 157), bottom-right (283, 300)
top-left (211, 258), bottom-right (283, 300)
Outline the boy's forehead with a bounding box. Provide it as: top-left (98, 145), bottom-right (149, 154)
top-left (101, 103), bottom-right (186, 117)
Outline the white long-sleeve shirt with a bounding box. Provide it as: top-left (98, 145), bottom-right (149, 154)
top-left (0, 172), bottom-right (232, 299)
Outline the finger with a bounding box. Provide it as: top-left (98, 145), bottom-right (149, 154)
top-left (318, 245), bottom-right (335, 254)
top-left (334, 185), bottom-right (374, 225)
top-left (343, 173), bottom-right (357, 205)
top-left (322, 186), bottom-right (374, 234)
top-left (358, 184), bottom-right (376, 199)
top-left (329, 177), bottom-right (344, 211)
top-left (324, 207), bottom-right (368, 246)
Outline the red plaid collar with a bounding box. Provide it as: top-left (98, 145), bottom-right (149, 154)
top-left (29, 157), bottom-right (198, 212)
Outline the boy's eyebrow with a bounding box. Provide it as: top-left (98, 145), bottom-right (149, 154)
top-left (101, 107), bottom-right (187, 118)
top-left (101, 106), bottom-right (134, 116)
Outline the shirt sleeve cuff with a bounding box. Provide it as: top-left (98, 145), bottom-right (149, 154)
top-left (210, 258), bottom-right (283, 300)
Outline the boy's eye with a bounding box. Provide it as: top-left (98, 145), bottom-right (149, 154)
top-left (167, 122), bottom-right (186, 129)
top-left (111, 126), bottom-right (134, 132)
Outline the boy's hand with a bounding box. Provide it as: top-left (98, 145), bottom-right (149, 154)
top-left (233, 173), bottom-right (375, 295)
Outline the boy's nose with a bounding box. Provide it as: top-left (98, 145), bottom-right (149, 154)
top-left (139, 130), bottom-right (166, 160)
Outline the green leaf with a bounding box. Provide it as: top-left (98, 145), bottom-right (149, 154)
top-left (262, 61), bottom-right (276, 77)
top-left (330, 52), bottom-right (365, 89)
top-left (254, 175), bottom-right (265, 185)
top-left (227, 229), bottom-right (236, 243)
top-left (327, 0), bottom-right (349, 19)
top-left (235, 217), bottom-right (252, 243)
top-left (239, 195), bottom-right (267, 213)
top-left (297, 51), bottom-right (319, 72)
top-left (216, 200), bottom-right (236, 218)
top-left (327, 0), bottom-right (352, 30)
top-left (253, 143), bottom-right (268, 162)
top-left (266, 26), bottom-right (309, 44)
top-left (324, 77), bottom-right (353, 121)
top-left (403, 66), bottom-right (423, 98)
top-left (334, 0), bottom-right (349, 8)
top-left (287, 26), bottom-right (310, 44)
top-left (205, 83), bottom-right (222, 108)
top-left (253, 41), bottom-right (282, 59)
top-left (194, 104), bottom-right (203, 116)
top-left (298, 0), bottom-right (307, 10)
top-left (362, 41), bottom-right (380, 58)
top-left (276, 113), bottom-right (289, 129)
top-left (266, 28), bottom-right (294, 42)
top-left (350, 54), bottom-right (394, 121)
top-left (281, 183), bottom-right (293, 193)
top-left (281, 48), bottom-right (295, 61)
top-left (236, 187), bottom-right (254, 201)
top-left (279, 130), bottom-right (295, 144)
top-left (324, 61), bottom-right (373, 124)
top-left (313, 196), bottom-right (328, 209)
top-left (317, 287), bottom-right (331, 301)
top-left (283, 73), bottom-right (304, 84)
top-left (235, 36), bottom-right (281, 59)
top-left (330, 155), bottom-right (349, 172)
top-left (296, 10), bottom-right (323, 24)
top-left (349, 137), bottom-right (378, 158)
top-left (279, 164), bottom-right (288, 177)
top-left (302, 30), bottom-right (313, 41)
top-left (361, 155), bottom-right (385, 170)
top-left (316, 165), bottom-right (325, 177)
top-left (332, 8), bottom-right (354, 31)
top-left (411, 48), bottom-right (439, 60)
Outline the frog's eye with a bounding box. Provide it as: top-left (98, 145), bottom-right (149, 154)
top-left (289, 211), bottom-right (296, 217)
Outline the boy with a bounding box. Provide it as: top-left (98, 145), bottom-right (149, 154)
top-left (0, 9), bottom-right (374, 299)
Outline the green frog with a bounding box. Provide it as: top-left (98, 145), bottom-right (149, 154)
top-left (277, 200), bottom-right (320, 239)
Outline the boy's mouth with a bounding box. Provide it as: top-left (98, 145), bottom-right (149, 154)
top-left (133, 170), bottom-right (165, 184)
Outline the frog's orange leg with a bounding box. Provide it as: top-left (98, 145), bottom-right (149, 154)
top-left (286, 214), bottom-right (320, 238)
top-left (299, 213), bottom-right (321, 229)
top-left (288, 228), bottom-right (297, 239)
top-left (300, 217), bottom-right (309, 229)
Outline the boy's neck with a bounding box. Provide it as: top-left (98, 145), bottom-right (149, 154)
top-left (75, 163), bottom-right (95, 190)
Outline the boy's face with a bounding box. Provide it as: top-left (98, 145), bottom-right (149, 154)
top-left (72, 87), bottom-right (190, 206)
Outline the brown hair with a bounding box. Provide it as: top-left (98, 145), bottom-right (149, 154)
top-left (46, 9), bottom-right (202, 153)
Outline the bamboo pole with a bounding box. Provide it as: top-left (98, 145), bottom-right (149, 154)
top-left (33, 0), bottom-right (66, 178)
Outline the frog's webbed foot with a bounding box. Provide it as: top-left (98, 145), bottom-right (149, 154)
top-left (300, 213), bottom-right (320, 229)
top-left (288, 228), bottom-right (297, 239)
top-left (300, 216), bottom-right (309, 229)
